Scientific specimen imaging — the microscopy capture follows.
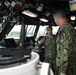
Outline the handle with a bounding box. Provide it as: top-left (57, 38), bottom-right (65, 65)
top-left (36, 62), bottom-right (54, 75)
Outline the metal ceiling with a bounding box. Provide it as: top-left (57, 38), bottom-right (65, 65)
top-left (0, 0), bottom-right (76, 26)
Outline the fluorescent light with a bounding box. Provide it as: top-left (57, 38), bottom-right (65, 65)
top-left (22, 10), bottom-right (38, 18)
top-left (70, 16), bottom-right (76, 20)
top-left (40, 18), bottom-right (48, 22)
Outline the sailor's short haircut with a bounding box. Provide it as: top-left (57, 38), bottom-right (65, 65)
top-left (53, 9), bottom-right (67, 18)
top-left (46, 26), bottom-right (52, 31)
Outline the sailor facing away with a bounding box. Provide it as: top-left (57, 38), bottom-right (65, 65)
top-left (53, 9), bottom-right (76, 75)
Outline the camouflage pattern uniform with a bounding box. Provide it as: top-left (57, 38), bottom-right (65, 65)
top-left (56, 22), bottom-right (76, 75)
top-left (42, 35), bottom-right (56, 72)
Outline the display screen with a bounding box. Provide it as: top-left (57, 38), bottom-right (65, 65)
top-left (69, 1), bottom-right (76, 11)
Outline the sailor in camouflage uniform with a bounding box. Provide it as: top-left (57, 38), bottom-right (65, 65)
top-left (38, 26), bottom-right (56, 73)
top-left (53, 9), bottom-right (76, 75)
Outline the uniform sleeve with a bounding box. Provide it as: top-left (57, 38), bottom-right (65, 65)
top-left (59, 27), bottom-right (73, 73)
top-left (41, 36), bottom-right (46, 44)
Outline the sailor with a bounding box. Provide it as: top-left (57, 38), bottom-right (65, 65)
top-left (53, 9), bottom-right (76, 75)
top-left (38, 26), bottom-right (56, 73)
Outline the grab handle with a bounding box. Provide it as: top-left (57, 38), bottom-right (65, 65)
top-left (36, 62), bottom-right (54, 75)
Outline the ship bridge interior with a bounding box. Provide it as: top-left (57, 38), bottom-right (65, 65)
top-left (0, 0), bottom-right (76, 39)
top-left (0, 0), bottom-right (76, 64)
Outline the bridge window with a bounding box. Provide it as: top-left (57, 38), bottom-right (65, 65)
top-left (36, 25), bottom-right (48, 38)
top-left (26, 25), bottom-right (36, 37)
top-left (6, 25), bottom-right (21, 39)
top-left (6, 25), bottom-right (36, 39)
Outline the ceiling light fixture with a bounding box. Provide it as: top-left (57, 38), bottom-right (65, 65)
top-left (70, 16), bottom-right (76, 20)
top-left (40, 18), bottom-right (48, 22)
top-left (22, 10), bottom-right (38, 18)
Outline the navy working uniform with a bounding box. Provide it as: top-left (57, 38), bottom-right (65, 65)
top-left (56, 22), bottom-right (76, 75)
top-left (41, 34), bottom-right (56, 72)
